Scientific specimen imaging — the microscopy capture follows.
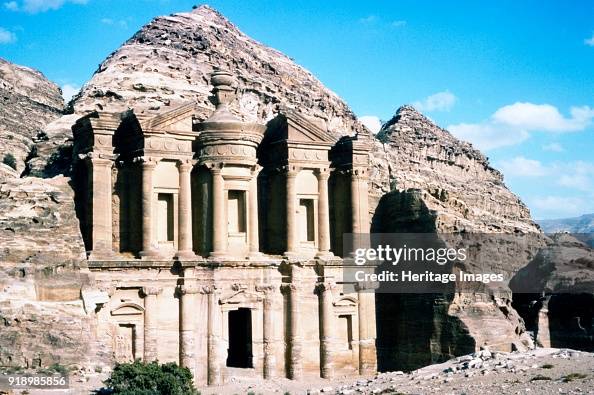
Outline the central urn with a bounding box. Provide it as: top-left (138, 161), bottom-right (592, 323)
top-left (197, 69), bottom-right (265, 166)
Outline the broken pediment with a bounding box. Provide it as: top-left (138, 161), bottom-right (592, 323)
top-left (139, 102), bottom-right (198, 134)
top-left (266, 109), bottom-right (336, 145)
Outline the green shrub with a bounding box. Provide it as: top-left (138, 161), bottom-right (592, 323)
top-left (2, 153), bottom-right (17, 170)
top-left (103, 360), bottom-right (198, 395)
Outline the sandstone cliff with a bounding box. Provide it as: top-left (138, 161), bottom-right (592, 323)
top-left (0, 4), bottom-right (548, 377)
top-left (0, 58), bottom-right (64, 178)
top-left (373, 105), bottom-right (538, 234)
top-left (73, 5), bottom-right (364, 138)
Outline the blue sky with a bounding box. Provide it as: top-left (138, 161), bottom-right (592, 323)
top-left (1, 0), bottom-right (593, 220)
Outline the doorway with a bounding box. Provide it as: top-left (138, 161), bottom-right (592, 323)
top-left (227, 308), bottom-right (253, 368)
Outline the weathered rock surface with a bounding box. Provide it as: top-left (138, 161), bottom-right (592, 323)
top-left (373, 105), bottom-right (539, 234)
top-left (0, 58), bottom-right (64, 178)
top-left (0, 4), bottom-right (554, 386)
top-left (73, 5), bottom-right (364, 138)
top-left (511, 234), bottom-right (594, 351)
top-left (0, 175), bottom-right (85, 272)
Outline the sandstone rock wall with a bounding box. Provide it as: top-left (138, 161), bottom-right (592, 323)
top-left (0, 5), bottom-right (550, 380)
top-left (0, 58), bottom-right (64, 178)
top-left (73, 5), bottom-right (364, 138)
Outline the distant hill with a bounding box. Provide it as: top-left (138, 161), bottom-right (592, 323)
top-left (537, 213), bottom-right (594, 233)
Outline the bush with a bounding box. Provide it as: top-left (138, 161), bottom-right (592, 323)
top-left (2, 153), bottom-right (17, 170)
top-left (103, 360), bottom-right (198, 395)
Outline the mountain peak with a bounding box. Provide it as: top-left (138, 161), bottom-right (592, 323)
top-left (74, 5), bottom-right (363, 137)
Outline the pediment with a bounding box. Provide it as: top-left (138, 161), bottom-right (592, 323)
top-left (140, 102), bottom-right (197, 133)
top-left (269, 109), bottom-right (336, 145)
top-left (111, 302), bottom-right (144, 316)
top-left (220, 290), bottom-right (263, 305)
top-left (333, 296), bottom-right (357, 308)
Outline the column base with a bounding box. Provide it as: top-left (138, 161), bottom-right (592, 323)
top-left (208, 251), bottom-right (231, 261)
top-left (247, 251), bottom-right (265, 260)
top-left (283, 251), bottom-right (302, 261)
top-left (88, 249), bottom-right (118, 261)
top-left (174, 250), bottom-right (200, 261)
top-left (140, 249), bottom-right (162, 260)
top-left (315, 251), bottom-right (335, 260)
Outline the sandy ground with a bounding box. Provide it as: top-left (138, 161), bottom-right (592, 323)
top-left (5, 348), bottom-right (593, 394)
top-left (197, 348), bottom-right (594, 395)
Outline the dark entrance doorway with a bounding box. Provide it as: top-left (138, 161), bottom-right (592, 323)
top-left (227, 308), bottom-right (253, 368)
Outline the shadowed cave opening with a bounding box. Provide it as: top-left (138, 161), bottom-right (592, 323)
top-left (371, 190), bottom-right (475, 372)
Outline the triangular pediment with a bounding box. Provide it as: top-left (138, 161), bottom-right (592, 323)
top-left (267, 109), bottom-right (336, 145)
top-left (140, 102), bottom-right (197, 133)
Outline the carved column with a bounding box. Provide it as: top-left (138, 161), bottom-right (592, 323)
top-left (203, 285), bottom-right (222, 385)
top-left (248, 165), bottom-right (262, 258)
top-left (351, 170), bottom-right (361, 234)
top-left (210, 166), bottom-right (227, 258)
top-left (317, 282), bottom-right (336, 378)
top-left (316, 168), bottom-right (333, 258)
top-left (89, 156), bottom-right (115, 259)
top-left (282, 283), bottom-right (303, 380)
top-left (179, 284), bottom-right (199, 376)
top-left (284, 167), bottom-right (299, 257)
top-left (176, 159), bottom-right (196, 259)
top-left (351, 168), bottom-right (370, 234)
top-left (356, 281), bottom-right (377, 375)
top-left (257, 284), bottom-right (277, 378)
top-left (142, 286), bottom-right (162, 361)
top-left (139, 158), bottom-right (158, 258)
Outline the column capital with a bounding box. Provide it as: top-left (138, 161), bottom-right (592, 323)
top-left (256, 284), bottom-right (277, 294)
top-left (141, 286), bottom-right (162, 297)
top-left (177, 158), bottom-right (194, 172)
top-left (180, 284), bottom-right (201, 295)
top-left (350, 167), bottom-right (369, 181)
top-left (251, 164), bottom-right (263, 177)
top-left (315, 167), bottom-right (331, 179)
top-left (283, 164), bottom-right (300, 177)
top-left (134, 156), bottom-right (159, 169)
top-left (200, 285), bottom-right (219, 295)
top-left (315, 281), bottom-right (337, 294)
top-left (207, 162), bottom-right (225, 172)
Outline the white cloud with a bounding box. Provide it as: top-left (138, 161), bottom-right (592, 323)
top-left (358, 15), bottom-right (377, 24)
top-left (531, 196), bottom-right (587, 218)
top-left (492, 102), bottom-right (594, 132)
top-left (359, 115), bottom-right (382, 134)
top-left (498, 156), bottom-right (547, 177)
top-left (391, 20), bottom-right (406, 27)
top-left (0, 27), bottom-right (16, 44)
top-left (101, 17), bottom-right (128, 28)
top-left (448, 102), bottom-right (594, 151)
top-left (585, 33), bottom-right (594, 46)
top-left (542, 142), bottom-right (564, 152)
top-left (5, 0), bottom-right (87, 13)
top-left (448, 123), bottom-right (529, 151)
top-left (4, 1), bottom-right (18, 10)
top-left (412, 91), bottom-right (457, 113)
top-left (61, 83), bottom-right (79, 102)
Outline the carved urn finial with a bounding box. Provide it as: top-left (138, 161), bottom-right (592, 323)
top-left (209, 68), bottom-right (236, 113)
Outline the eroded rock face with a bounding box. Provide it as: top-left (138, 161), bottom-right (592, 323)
top-left (0, 175), bottom-right (85, 271)
top-left (0, 5), bottom-right (548, 379)
top-left (0, 58), bottom-right (64, 178)
top-left (73, 5), bottom-right (364, 138)
top-left (511, 234), bottom-right (594, 351)
top-left (373, 105), bottom-right (539, 234)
